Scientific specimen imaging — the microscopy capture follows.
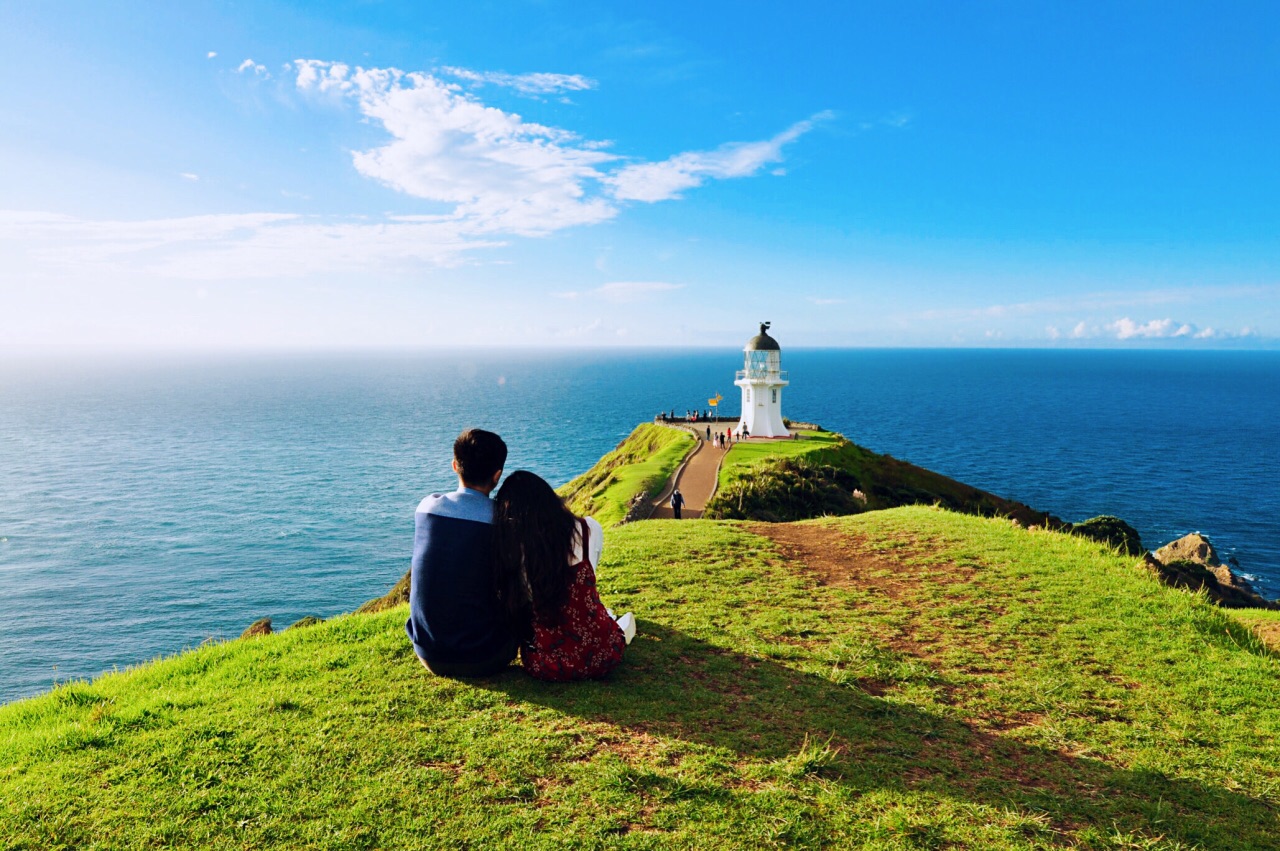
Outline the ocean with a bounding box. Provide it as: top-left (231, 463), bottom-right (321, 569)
top-left (2, 348), bottom-right (1277, 704)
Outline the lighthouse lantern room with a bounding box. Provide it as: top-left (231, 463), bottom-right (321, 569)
top-left (735, 322), bottom-right (789, 438)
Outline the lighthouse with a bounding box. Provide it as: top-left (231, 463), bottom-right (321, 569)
top-left (735, 322), bottom-right (789, 438)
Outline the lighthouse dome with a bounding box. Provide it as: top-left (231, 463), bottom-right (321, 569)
top-left (746, 322), bottom-right (780, 351)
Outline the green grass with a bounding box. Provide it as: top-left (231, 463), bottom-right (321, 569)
top-left (1234, 609), bottom-right (1280, 626)
top-left (4, 507), bottom-right (1279, 849)
top-left (557, 423), bottom-right (696, 526)
top-left (708, 429), bottom-right (1057, 526)
top-left (1231, 608), bottom-right (1280, 644)
top-left (717, 429), bottom-right (843, 485)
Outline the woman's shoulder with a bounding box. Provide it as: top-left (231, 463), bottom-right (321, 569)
top-left (570, 516), bottom-right (604, 563)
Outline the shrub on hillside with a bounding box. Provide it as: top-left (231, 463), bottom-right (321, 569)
top-left (704, 458), bottom-right (865, 522)
top-left (1073, 515), bottom-right (1144, 556)
top-left (356, 570), bottom-right (411, 614)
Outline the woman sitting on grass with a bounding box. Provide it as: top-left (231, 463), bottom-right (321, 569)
top-left (492, 470), bottom-right (635, 681)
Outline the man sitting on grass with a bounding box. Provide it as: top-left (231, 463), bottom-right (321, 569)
top-left (406, 428), bottom-right (516, 678)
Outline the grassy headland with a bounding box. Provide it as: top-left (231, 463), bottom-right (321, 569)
top-left (4, 425), bottom-right (1279, 848)
top-left (3, 508), bottom-right (1279, 848)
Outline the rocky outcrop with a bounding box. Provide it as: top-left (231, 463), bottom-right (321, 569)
top-left (1154, 533), bottom-right (1222, 571)
top-left (1148, 533), bottom-right (1277, 610)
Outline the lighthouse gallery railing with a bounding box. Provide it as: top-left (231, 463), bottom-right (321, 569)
top-left (735, 369), bottom-right (789, 381)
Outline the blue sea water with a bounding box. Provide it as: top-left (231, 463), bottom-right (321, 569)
top-left (1, 348), bottom-right (1277, 705)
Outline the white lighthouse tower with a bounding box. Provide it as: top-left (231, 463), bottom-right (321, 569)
top-left (735, 322), bottom-right (789, 438)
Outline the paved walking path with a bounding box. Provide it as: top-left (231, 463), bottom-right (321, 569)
top-left (649, 425), bottom-right (795, 520)
top-left (650, 433), bottom-right (730, 520)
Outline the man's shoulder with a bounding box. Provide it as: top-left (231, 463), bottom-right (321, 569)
top-left (416, 489), bottom-right (494, 524)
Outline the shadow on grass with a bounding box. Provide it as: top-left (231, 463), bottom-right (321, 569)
top-left (476, 621), bottom-right (1277, 849)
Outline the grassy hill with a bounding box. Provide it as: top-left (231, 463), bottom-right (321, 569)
top-left (557, 423), bottom-right (695, 526)
top-left (4, 507), bottom-right (1279, 849)
top-left (706, 429), bottom-right (1061, 527)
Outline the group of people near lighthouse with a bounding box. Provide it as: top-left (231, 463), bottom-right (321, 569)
top-left (406, 428), bottom-right (636, 682)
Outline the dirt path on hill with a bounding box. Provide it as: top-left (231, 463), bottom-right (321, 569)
top-left (746, 521), bottom-right (977, 592)
top-left (747, 521), bottom-right (987, 661)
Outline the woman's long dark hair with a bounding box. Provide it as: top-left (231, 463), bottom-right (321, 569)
top-left (492, 470), bottom-right (579, 631)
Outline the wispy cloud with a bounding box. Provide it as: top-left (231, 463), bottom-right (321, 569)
top-left (179, 172), bottom-right (200, 182)
top-left (206, 51), bottom-right (218, 59)
top-left (0, 211), bottom-right (502, 281)
top-left (237, 59), bottom-right (270, 78)
top-left (290, 59), bottom-right (825, 235)
top-left (807, 296), bottom-right (844, 305)
top-left (438, 66), bottom-right (596, 96)
top-left (607, 111), bottom-right (832, 203)
top-left (293, 60), bottom-right (617, 235)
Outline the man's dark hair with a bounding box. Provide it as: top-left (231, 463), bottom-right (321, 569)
top-left (454, 429), bottom-right (507, 486)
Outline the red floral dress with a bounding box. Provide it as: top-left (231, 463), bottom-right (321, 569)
top-left (521, 519), bottom-right (626, 681)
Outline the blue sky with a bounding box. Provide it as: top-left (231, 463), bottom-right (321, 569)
top-left (3, 1), bottom-right (1278, 350)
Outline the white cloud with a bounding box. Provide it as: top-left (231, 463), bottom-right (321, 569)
top-left (1101, 316), bottom-right (1249, 341)
top-left (180, 172), bottom-right (199, 182)
top-left (1107, 317), bottom-right (1178, 339)
top-left (290, 60), bottom-right (825, 235)
top-left (207, 51), bottom-right (218, 59)
top-left (807, 296), bottom-right (844, 305)
top-left (1046, 325), bottom-right (1061, 340)
top-left (607, 111), bottom-right (832, 202)
top-left (438, 67), bottom-right (596, 96)
top-left (0, 211), bottom-right (501, 281)
top-left (237, 59), bottom-right (269, 78)
top-left (1071, 321), bottom-right (1089, 339)
top-left (294, 60), bottom-right (618, 235)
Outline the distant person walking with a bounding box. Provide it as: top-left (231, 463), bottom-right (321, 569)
top-left (705, 425), bottom-right (711, 441)
top-left (670, 488), bottom-right (685, 520)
